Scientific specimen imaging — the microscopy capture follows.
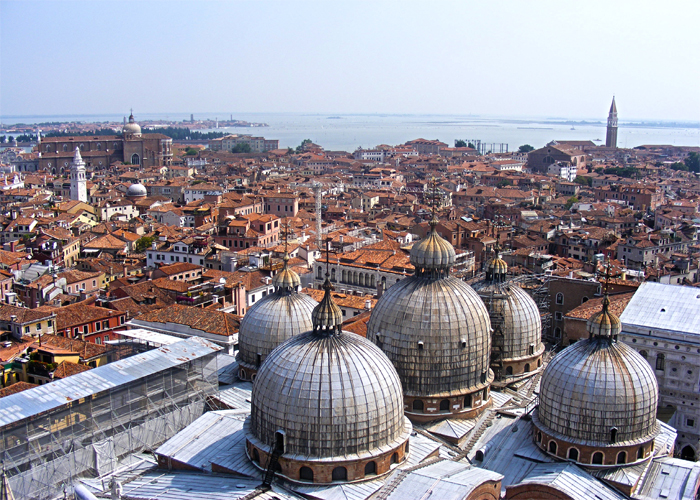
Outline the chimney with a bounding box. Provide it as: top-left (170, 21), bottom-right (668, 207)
top-left (365, 299), bottom-right (372, 311)
top-left (123, 265), bottom-right (128, 278)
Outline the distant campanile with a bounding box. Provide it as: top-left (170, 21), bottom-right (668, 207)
top-left (605, 96), bottom-right (618, 148)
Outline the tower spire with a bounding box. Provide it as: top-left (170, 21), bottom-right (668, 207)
top-left (606, 96), bottom-right (618, 148)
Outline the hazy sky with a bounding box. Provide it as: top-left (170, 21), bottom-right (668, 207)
top-left (1, 0), bottom-right (699, 121)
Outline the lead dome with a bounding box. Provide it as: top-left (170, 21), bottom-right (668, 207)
top-left (533, 293), bottom-right (660, 466)
top-left (246, 277), bottom-right (411, 484)
top-left (126, 183), bottom-right (147, 198)
top-left (474, 254), bottom-right (544, 380)
top-left (237, 255), bottom-right (317, 381)
top-left (367, 215), bottom-right (493, 422)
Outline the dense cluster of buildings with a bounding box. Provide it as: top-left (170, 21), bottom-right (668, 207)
top-left (0, 103), bottom-right (700, 499)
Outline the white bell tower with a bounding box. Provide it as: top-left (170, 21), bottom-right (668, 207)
top-left (70, 147), bottom-right (87, 202)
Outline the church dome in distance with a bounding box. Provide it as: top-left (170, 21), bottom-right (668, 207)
top-left (123, 112), bottom-right (142, 137)
top-left (246, 276), bottom-right (411, 484)
top-left (126, 183), bottom-right (147, 198)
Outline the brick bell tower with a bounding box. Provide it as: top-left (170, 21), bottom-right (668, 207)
top-left (605, 96), bottom-right (618, 148)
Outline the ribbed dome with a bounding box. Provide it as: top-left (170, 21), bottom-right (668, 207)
top-left (367, 276), bottom-right (492, 397)
top-left (237, 292), bottom-right (316, 372)
top-left (248, 331), bottom-right (411, 460)
top-left (537, 337), bottom-right (659, 447)
top-left (126, 183), bottom-right (147, 198)
top-left (123, 113), bottom-right (141, 137)
top-left (587, 295), bottom-right (621, 338)
top-left (477, 282), bottom-right (543, 360)
top-left (410, 219), bottom-right (455, 276)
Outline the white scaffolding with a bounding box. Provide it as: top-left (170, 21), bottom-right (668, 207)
top-left (0, 337), bottom-right (221, 500)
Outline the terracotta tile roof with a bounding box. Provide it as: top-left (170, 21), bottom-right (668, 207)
top-left (0, 381), bottom-right (38, 399)
top-left (0, 304), bottom-right (56, 324)
top-left (53, 360), bottom-right (92, 379)
top-left (45, 303), bottom-right (122, 330)
top-left (565, 292), bottom-right (634, 321)
top-left (134, 304), bottom-right (240, 337)
top-left (30, 334), bottom-right (108, 360)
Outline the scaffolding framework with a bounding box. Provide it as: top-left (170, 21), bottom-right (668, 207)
top-left (0, 339), bottom-right (219, 500)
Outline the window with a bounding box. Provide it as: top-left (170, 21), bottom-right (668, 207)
top-left (639, 350), bottom-right (648, 360)
top-left (412, 400), bottom-right (424, 412)
top-left (48, 320), bottom-right (52, 327)
top-left (36, 323), bottom-right (41, 331)
top-left (617, 451), bottom-right (626, 464)
top-left (131, 153), bottom-right (140, 165)
top-left (568, 448), bottom-right (579, 461)
top-left (555, 311), bottom-right (563, 321)
top-left (549, 441), bottom-right (557, 454)
top-left (556, 293), bottom-right (564, 305)
top-left (656, 353), bottom-right (665, 371)
top-left (332, 467), bottom-right (347, 481)
top-left (24, 326), bottom-right (30, 334)
top-left (364, 461), bottom-right (376, 476)
top-left (592, 452), bottom-right (604, 465)
top-left (299, 466), bottom-right (313, 481)
top-left (104, 335), bottom-right (109, 343)
top-left (688, 418), bottom-right (695, 428)
top-left (610, 427), bottom-right (618, 444)
top-left (96, 337), bottom-right (102, 345)
top-left (637, 447), bottom-right (644, 459)
top-left (439, 399), bottom-right (450, 412)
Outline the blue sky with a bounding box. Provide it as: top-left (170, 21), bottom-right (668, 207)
top-left (1, 0), bottom-right (698, 121)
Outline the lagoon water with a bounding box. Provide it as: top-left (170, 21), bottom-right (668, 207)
top-left (2, 112), bottom-right (698, 151)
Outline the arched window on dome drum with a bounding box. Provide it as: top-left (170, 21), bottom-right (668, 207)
top-left (506, 366), bottom-right (513, 376)
top-left (592, 452), bottom-right (604, 465)
top-left (405, 441), bottom-right (409, 453)
top-left (656, 354), bottom-right (665, 371)
top-left (637, 446), bottom-right (644, 459)
top-left (413, 400), bottom-right (424, 412)
top-left (538, 359), bottom-right (542, 367)
top-left (617, 451), bottom-right (626, 464)
top-left (252, 449), bottom-right (259, 463)
top-left (464, 394), bottom-right (472, 408)
top-left (275, 431), bottom-right (285, 454)
top-left (332, 467), bottom-right (347, 481)
top-left (556, 293), bottom-right (564, 305)
top-left (537, 431), bottom-right (542, 443)
top-left (131, 153), bottom-right (140, 165)
top-left (549, 441), bottom-right (557, 454)
top-left (524, 363), bottom-right (530, 372)
top-left (610, 427), bottom-right (618, 444)
top-left (568, 448), bottom-right (579, 461)
top-left (439, 399), bottom-right (450, 412)
top-left (391, 453), bottom-right (399, 464)
top-left (364, 461), bottom-right (376, 476)
top-left (299, 466), bottom-right (313, 481)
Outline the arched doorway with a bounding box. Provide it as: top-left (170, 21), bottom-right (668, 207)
top-left (681, 445), bottom-right (696, 460)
